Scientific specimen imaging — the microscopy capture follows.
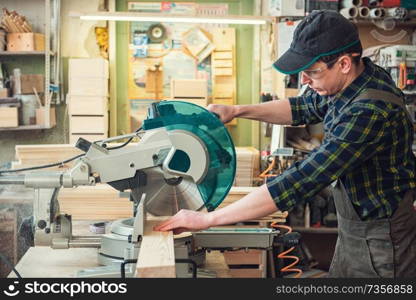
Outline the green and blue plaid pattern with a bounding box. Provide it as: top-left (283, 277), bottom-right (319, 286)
top-left (267, 57), bottom-right (416, 220)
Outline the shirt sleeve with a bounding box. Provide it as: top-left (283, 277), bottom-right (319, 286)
top-left (289, 88), bottom-right (329, 126)
top-left (267, 103), bottom-right (388, 212)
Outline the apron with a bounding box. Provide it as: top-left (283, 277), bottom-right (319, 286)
top-left (328, 89), bottom-right (416, 278)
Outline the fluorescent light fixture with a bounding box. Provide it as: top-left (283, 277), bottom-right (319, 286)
top-left (72, 12), bottom-right (270, 25)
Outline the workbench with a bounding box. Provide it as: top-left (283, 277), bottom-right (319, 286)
top-left (8, 247), bottom-right (231, 278)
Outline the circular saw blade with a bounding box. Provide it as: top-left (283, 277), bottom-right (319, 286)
top-left (142, 101), bottom-right (236, 214)
top-left (140, 167), bottom-right (205, 216)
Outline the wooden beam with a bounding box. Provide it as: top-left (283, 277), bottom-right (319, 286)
top-left (135, 219), bottom-right (176, 278)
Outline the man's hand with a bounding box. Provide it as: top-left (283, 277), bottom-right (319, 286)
top-left (154, 209), bottom-right (213, 235)
top-left (207, 104), bottom-right (236, 124)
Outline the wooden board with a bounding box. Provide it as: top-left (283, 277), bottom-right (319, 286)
top-left (135, 219), bottom-right (176, 278)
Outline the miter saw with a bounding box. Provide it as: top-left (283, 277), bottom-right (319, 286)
top-left (0, 101), bottom-right (279, 278)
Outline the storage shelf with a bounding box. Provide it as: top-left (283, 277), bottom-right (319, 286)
top-left (0, 51), bottom-right (55, 56)
top-left (351, 18), bottom-right (416, 27)
top-left (0, 124), bottom-right (55, 131)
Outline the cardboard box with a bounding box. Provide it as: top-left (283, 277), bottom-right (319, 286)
top-left (36, 107), bottom-right (56, 127)
top-left (268, 0), bottom-right (305, 17)
top-left (0, 107), bottom-right (19, 127)
top-left (20, 74), bottom-right (44, 94)
top-left (0, 88), bottom-right (8, 98)
top-left (7, 33), bottom-right (45, 51)
top-left (68, 58), bottom-right (109, 79)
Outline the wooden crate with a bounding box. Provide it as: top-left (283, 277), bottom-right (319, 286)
top-left (67, 95), bottom-right (108, 115)
top-left (224, 249), bottom-right (266, 278)
top-left (234, 147), bottom-right (260, 187)
top-left (224, 249), bottom-right (264, 265)
top-left (0, 107), bottom-right (18, 127)
top-left (68, 77), bottom-right (108, 97)
top-left (68, 58), bottom-right (109, 79)
top-left (20, 74), bottom-right (44, 94)
top-left (70, 115), bottom-right (108, 134)
top-left (7, 32), bottom-right (45, 51)
top-left (36, 107), bottom-right (56, 127)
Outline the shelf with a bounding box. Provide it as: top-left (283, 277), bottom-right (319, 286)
top-left (0, 124), bottom-right (54, 131)
top-left (0, 51), bottom-right (55, 56)
top-left (351, 18), bottom-right (416, 27)
top-left (292, 226), bottom-right (338, 234)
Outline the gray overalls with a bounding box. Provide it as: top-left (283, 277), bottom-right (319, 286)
top-left (328, 89), bottom-right (416, 278)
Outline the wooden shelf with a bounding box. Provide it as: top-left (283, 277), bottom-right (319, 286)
top-left (0, 51), bottom-right (55, 56)
top-left (0, 124), bottom-right (55, 131)
top-left (292, 226), bottom-right (338, 234)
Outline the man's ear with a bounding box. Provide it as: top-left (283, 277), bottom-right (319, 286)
top-left (339, 55), bottom-right (353, 74)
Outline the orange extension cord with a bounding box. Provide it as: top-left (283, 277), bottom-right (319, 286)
top-left (259, 157), bottom-right (276, 178)
top-left (270, 223), bottom-right (303, 278)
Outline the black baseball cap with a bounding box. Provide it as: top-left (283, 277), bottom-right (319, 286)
top-left (273, 10), bottom-right (361, 75)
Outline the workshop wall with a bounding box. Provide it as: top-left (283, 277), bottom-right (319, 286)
top-left (115, 0), bottom-right (260, 147)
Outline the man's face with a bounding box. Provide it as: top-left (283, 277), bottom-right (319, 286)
top-left (300, 58), bottom-right (346, 96)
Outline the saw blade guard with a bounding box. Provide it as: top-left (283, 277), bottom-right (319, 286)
top-left (142, 101), bottom-right (236, 212)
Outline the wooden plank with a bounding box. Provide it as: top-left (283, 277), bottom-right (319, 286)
top-left (135, 219), bottom-right (176, 278)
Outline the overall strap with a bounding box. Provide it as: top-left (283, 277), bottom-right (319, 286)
top-left (352, 88), bottom-right (412, 123)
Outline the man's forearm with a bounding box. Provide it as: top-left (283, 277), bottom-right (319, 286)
top-left (234, 99), bottom-right (293, 125)
top-left (208, 184), bottom-right (279, 226)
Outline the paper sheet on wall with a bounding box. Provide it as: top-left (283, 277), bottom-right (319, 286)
top-left (276, 20), bottom-right (301, 58)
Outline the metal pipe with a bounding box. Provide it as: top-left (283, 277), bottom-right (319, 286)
top-left (340, 7), bottom-right (359, 19)
top-left (68, 237), bottom-right (101, 248)
top-left (369, 7), bottom-right (386, 19)
top-left (359, 6), bottom-right (370, 18)
top-left (0, 175), bottom-right (25, 185)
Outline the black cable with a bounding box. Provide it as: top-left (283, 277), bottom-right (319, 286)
top-left (0, 153), bottom-right (85, 175)
top-left (120, 259), bottom-right (137, 278)
top-left (0, 252), bottom-right (22, 278)
top-left (103, 127), bottom-right (142, 150)
top-left (0, 127), bottom-right (144, 174)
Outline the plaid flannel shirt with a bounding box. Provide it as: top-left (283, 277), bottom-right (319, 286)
top-left (267, 57), bottom-right (416, 220)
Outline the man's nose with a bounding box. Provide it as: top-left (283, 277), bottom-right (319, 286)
top-left (300, 72), bottom-right (312, 85)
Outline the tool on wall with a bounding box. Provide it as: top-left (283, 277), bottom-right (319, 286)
top-left (147, 23), bottom-right (167, 43)
top-left (146, 63), bottom-right (163, 100)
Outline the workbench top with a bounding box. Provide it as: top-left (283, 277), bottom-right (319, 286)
top-left (9, 247), bottom-right (231, 278)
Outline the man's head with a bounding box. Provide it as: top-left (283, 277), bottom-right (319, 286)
top-left (274, 10), bottom-right (364, 96)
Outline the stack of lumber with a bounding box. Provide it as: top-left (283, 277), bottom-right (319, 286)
top-left (12, 144), bottom-right (84, 170)
top-left (68, 58), bottom-right (109, 144)
top-left (218, 186), bottom-right (288, 223)
top-left (0, 8), bottom-right (32, 33)
top-left (58, 185), bottom-right (133, 221)
top-left (234, 147), bottom-right (260, 187)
